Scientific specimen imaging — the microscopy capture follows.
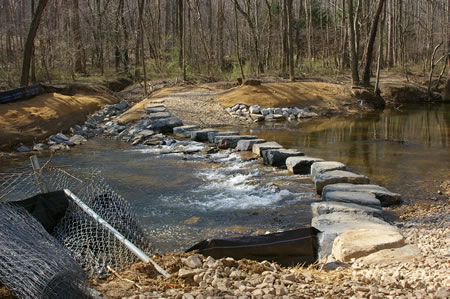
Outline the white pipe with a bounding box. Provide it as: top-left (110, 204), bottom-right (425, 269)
top-left (64, 189), bottom-right (170, 278)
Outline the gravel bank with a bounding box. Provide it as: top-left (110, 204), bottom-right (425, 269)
top-left (92, 200), bottom-right (449, 298)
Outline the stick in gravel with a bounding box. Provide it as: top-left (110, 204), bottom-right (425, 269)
top-left (107, 266), bottom-right (142, 290)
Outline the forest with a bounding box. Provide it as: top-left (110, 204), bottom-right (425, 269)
top-left (0, 0), bottom-right (449, 93)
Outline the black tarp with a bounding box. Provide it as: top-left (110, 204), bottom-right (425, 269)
top-left (13, 191), bottom-right (69, 234)
top-left (186, 227), bottom-right (319, 267)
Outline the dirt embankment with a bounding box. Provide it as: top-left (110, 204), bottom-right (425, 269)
top-left (0, 86), bottom-right (120, 151)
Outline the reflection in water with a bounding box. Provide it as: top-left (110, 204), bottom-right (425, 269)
top-left (247, 104), bottom-right (450, 200)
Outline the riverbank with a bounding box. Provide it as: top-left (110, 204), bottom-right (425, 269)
top-left (91, 199), bottom-right (448, 298)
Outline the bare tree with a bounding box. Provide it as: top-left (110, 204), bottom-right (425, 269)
top-left (348, 0), bottom-right (360, 85)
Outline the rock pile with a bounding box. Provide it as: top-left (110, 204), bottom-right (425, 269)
top-left (225, 104), bottom-right (319, 123)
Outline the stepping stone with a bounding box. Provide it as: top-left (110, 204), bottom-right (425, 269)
top-left (149, 111), bottom-right (172, 119)
top-left (146, 107), bottom-right (167, 113)
top-left (150, 117), bottom-right (183, 133)
top-left (236, 139), bottom-right (266, 151)
top-left (311, 201), bottom-right (383, 218)
top-left (313, 170), bottom-right (370, 195)
top-left (208, 131), bottom-right (239, 143)
top-left (252, 142), bottom-right (283, 156)
top-left (332, 229), bottom-right (405, 262)
top-left (215, 135), bottom-right (258, 149)
top-left (312, 212), bottom-right (397, 258)
top-left (286, 156), bottom-right (324, 175)
top-left (323, 191), bottom-right (381, 209)
top-left (190, 129), bottom-right (219, 142)
top-left (262, 149), bottom-right (304, 168)
top-left (173, 125), bottom-right (200, 137)
top-left (310, 161), bottom-right (347, 178)
top-left (322, 183), bottom-right (402, 207)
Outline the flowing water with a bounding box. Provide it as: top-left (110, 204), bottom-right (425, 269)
top-left (1, 104), bottom-right (448, 252)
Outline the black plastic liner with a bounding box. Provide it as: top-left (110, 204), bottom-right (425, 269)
top-left (13, 191), bottom-right (69, 234)
top-left (186, 227), bottom-right (319, 267)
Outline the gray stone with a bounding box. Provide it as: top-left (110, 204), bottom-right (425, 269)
top-left (16, 145), bottom-right (31, 152)
top-left (115, 100), bottom-right (128, 110)
top-left (32, 143), bottom-right (48, 151)
top-left (135, 129), bottom-right (155, 138)
top-left (236, 139), bottom-right (266, 151)
top-left (150, 117), bottom-right (183, 133)
top-left (178, 268), bottom-right (203, 278)
top-left (207, 131), bottom-right (239, 143)
top-left (50, 134), bottom-right (74, 146)
top-left (332, 229), bottom-right (405, 262)
top-left (146, 106), bottom-right (167, 113)
top-left (91, 113), bottom-right (104, 123)
top-left (299, 111), bottom-right (319, 118)
top-left (273, 108), bottom-right (282, 114)
top-left (322, 183), bottom-right (402, 207)
top-left (323, 191), bottom-right (381, 209)
top-left (249, 105), bottom-right (261, 114)
top-left (185, 255), bottom-right (203, 268)
top-left (145, 103), bottom-right (165, 110)
top-left (250, 114), bottom-right (265, 121)
top-left (261, 109), bottom-right (270, 116)
top-left (49, 144), bottom-right (69, 152)
top-left (286, 156), bottom-right (324, 175)
top-left (215, 135), bottom-right (258, 149)
top-left (190, 129), bottom-right (219, 142)
top-left (231, 104), bottom-right (240, 112)
top-left (148, 111), bottom-right (172, 119)
top-left (54, 133), bottom-right (69, 141)
top-left (273, 114), bottom-right (285, 120)
top-left (313, 170), bottom-right (370, 195)
top-left (173, 125), bottom-right (200, 137)
top-left (310, 161), bottom-right (347, 178)
top-left (252, 142), bottom-right (283, 156)
top-left (311, 201), bottom-right (383, 218)
top-left (262, 149), bottom-right (304, 168)
top-left (69, 134), bottom-right (87, 145)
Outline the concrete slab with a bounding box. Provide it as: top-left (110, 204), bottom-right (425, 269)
top-left (286, 156), bottom-right (325, 175)
top-left (311, 201), bottom-right (383, 218)
top-left (313, 170), bottom-right (370, 195)
top-left (215, 135), bottom-right (258, 149)
top-left (190, 129), bottom-right (219, 142)
top-left (173, 125), bottom-right (201, 137)
top-left (310, 161), bottom-right (347, 178)
top-left (235, 139), bottom-right (266, 151)
top-left (252, 142), bottom-right (283, 156)
top-left (262, 149), bottom-right (304, 168)
top-left (208, 131), bottom-right (239, 143)
top-left (323, 191), bottom-right (381, 209)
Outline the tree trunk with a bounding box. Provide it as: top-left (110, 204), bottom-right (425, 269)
top-left (20, 0), bottom-right (48, 86)
top-left (286, 0), bottom-right (295, 81)
top-left (72, 0), bottom-right (84, 73)
top-left (348, 0), bottom-right (360, 84)
top-left (362, 0), bottom-right (386, 87)
top-left (234, 1), bottom-right (245, 80)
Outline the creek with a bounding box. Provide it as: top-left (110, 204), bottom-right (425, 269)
top-left (1, 104), bottom-right (448, 253)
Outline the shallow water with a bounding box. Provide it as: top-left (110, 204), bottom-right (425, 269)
top-left (245, 103), bottom-right (450, 201)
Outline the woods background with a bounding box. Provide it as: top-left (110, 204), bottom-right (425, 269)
top-left (0, 0), bottom-right (448, 89)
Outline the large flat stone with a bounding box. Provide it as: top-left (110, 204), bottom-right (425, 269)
top-left (323, 191), bottom-right (381, 209)
top-left (173, 125), bottom-right (200, 137)
top-left (262, 149), bottom-right (304, 168)
top-left (190, 129), bottom-right (218, 142)
top-left (149, 111), bottom-right (172, 119)
top-left (215, 135), bottom-right (258, 149)
top-left (208, 131), bottom-right (239, 143)
top-left (150, 117), bottom-right (183, 133)
top-left (146, 106), bottom-right (167, 113)
top-left (356, 244), bottom-right (422, 265)
top-left (311, 201), bottom-right (383, 218)
top-left (332, 229), bottom-right (405, 262)
top-left (322, 183), bottom-right (402, 207)
top-left (313, 170), bottom-right (370, 195)
top-left (252, 142), bottom-right (283, 156)
top-left (286, 156), bottom-right (324, 175)
top-left (235, 139), bottom-right (266, 151)
top-left (311, 161), bottom-right (347, 178)
top-left (312, 212), bottom-right (396, 258)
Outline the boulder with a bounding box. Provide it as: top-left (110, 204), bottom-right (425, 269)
top-left (286, 156), bottom-right (324, 175)
top-left (250, 114), bottom-right (265, 122)
top-left (262, 149), bottom-right (304, 168)
top-left (150, 117), bottom-right (183, 133)
top-left (313, 170), bottom-right (370, 195)
top-left (332, 229), bottom-right (405, 262)
top-left (148, 111), bottom-right (172, 119)
top-left (252, 142), bottom-right (283, 156)
top-left (50, 133), bottom-right (74, 146)
top-left (190, 129), bottom-right (219, 142)
top-left (310, 161), bottom-right (347, 178)
top-left (312, 212), bottom-right (397, 258)
top-left (311, 201), bottom-right (383, 218)
top-left (322, 183), bottom-right (402, 207)
top-left (235, 139), bottom-right (266, 151)
top-left (208, 131), bottom-right (239, 143)
top-left (323, 191), bottom-right (381, 209)
top-left (69, 134), bottom-right (87, 145)
top-left (356, 244), bottom-right (422, 265)
top-left (249, 105), bottom-right (261, 114)
top-left (215, 135), bottom-right (258, 149)
top-left (173, 125), bottom-right (200, 137)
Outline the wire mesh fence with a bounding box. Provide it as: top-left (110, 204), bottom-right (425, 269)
top-left (0, 203), bottom-right (88, 299)
top-left (0, 161), bottom-right (154, 297)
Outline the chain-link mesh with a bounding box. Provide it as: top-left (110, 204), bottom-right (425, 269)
top-left (0, 162), bottom-right (153, 298)
top-left (0, 203), bottom-right (88, 299)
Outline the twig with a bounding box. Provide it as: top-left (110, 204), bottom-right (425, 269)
top-left (107, 266), bottom-right (142, 290)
